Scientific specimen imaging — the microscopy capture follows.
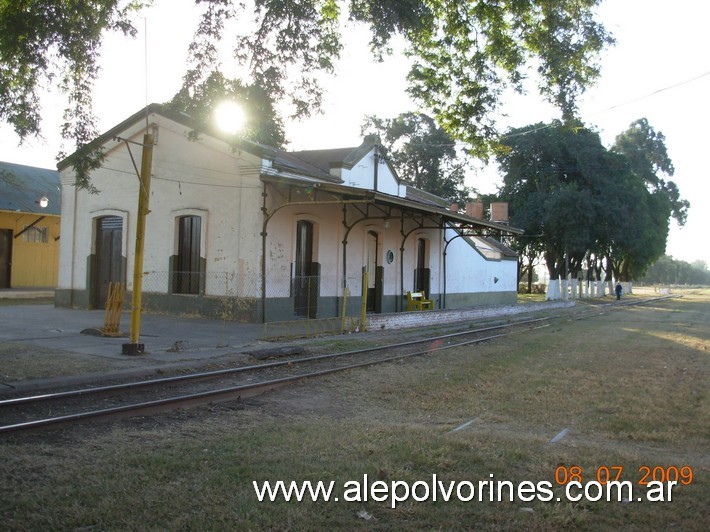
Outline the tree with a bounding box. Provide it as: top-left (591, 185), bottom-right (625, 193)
top-left (2, 0), bottom-right (612, 188)
top-left (0, 1), bottom-right (148, 142)
top-left (167, 71), bottom-right (286, 148)
top-left (496, 120), bottom-right (610, 298)
top-left (361, 112), bottom-right (472, 203)
top-left (611, 118), bottom-right (689, 225)
top-left (609, 119), bottom-right (689, 281)
top-left (0, 0), bottom-right (150, 190)
top-left (638, 255), bottom-right (710, 286)
top-left (406, 0), bottom-right (613, 155)
top-left (496, 118), bottom-right (689, 299)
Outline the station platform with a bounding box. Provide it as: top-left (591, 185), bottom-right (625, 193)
top-left (0, 297), bottom-right (573, 396)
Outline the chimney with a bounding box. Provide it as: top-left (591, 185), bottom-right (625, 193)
top-left (449, 203), bottom-right (459, 213)
top-left (465, 201), bottom-right (484, 219)
top-left (489, 202), bottom-right (509, 223)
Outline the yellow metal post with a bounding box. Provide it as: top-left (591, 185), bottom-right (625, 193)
top-left (123, 132), bottom-right (154, 355)
top-left (340, 287), bottom-right (349, 333)
top-left (360, 270), bottom-right (368, 332)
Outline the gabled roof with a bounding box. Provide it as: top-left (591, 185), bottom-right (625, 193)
top-left (0, 161), bottom-right (60, 215)
top-left (57, 103), bottom-right (279, 171)
top-left (56, 105), bottom-right (394, 188)
top-left (272, 135), bottom-right (388, 183)
top-left (286, 147), bottom-right (356, 174)
top-left (271, 150), bottom-right (345, 182)
top-left (468, 235), bottom-right (518, 260)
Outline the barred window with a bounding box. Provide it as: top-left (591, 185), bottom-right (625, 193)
top-left (23, 226), bottom-right (48, 243)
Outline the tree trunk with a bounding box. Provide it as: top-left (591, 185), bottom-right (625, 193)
top-left (545, 253), bottom-right (561, 300)
top-left (527, 265), bottom-right (534, 294)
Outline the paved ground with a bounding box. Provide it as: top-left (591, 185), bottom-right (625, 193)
top-left (0, 300), bottom-right (274, 395)
top-left (0, 303), bottom-right (266, 360)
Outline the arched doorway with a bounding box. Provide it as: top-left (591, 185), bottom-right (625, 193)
top-left (93, 216), bottom-right (124, 307)
top-left (414, 237), bottom-right (430, 298)
top-left (294, 220), bottom-right (317, 317)
top-left (365, 230), bottom-right (383, 312)
top-left (174, 215), bottom-right (202, 294)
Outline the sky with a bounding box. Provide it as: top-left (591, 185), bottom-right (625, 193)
top-left (1, 0), bottom-right (708, 266)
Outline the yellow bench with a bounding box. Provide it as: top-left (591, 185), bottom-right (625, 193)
top-left (406, 291), bottom-right (433, 311)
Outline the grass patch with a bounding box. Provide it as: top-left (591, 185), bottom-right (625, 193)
top-left (517, 292), bottom-right (547, 303)
top-left (1, 290), bottom-right (708, 530)
top-left (0, 342), bottom-right (139, 381)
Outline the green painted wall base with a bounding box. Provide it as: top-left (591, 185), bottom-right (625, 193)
top-left (54, 288), bottom-right (518, 322)
top-left (443, 291), bottom-right (518, 308)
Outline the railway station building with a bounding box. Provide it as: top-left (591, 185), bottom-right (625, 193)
top-left (55, 104), bottom-right (522, 323)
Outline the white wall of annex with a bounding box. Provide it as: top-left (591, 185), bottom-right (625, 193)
top-left (443, 229), bottom-right (517, 294)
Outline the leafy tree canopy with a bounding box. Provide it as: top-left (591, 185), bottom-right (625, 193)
top-left (638, 255), bottom-right (710, 286)
top-left (361, 112), bottom-right (472, 203)
top-left (496, 119), bottom-right (687, 286)
top-left (0, 0), bottom-right (150, 146)
top-left (167, 71), bottom-right (286, 148)
top-left (611, 118), bottom-right (689, 225)
top-left (2, 0), bottom-right (612, 187)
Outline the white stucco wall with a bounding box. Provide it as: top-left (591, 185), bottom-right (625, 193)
top-left (58, 113), bottom-right (264, 298)
top-left (341, 149), bottom-right (401, 196)
top-left (442, 228), bottom-right (518, 295)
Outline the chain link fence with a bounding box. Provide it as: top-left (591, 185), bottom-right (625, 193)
top-left (142, 270), bottom-right (261, 298)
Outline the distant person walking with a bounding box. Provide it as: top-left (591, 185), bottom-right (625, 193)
top-left (615, 282), bottom-right (623, 301)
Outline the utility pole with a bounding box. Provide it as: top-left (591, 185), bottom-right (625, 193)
top-left (122, 132), bottom-right (154, 355)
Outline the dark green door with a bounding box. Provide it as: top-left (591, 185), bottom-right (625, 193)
top-left (0, 229), bottom-right (12, 288)
top-left (94, 216), bottom-right (123, 307)
top-left (294, 220), bottom-right (315, 317)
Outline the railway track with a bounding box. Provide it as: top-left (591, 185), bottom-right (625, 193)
top-left (0, 294), bottom-right (675, 436)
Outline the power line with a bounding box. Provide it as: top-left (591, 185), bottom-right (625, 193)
top-left (501, 69), bottom-right (710, 140)
top-left (597, 70), bottom-right (710, 113)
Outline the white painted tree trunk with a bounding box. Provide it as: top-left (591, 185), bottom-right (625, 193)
top-left (561, 278), bottom-right (569, 301)
top-left (546, 278), bottom-right (561, 300)
top-left (622, 281), bottom-right (632, 295)
top-left (599, 280), bottom-right (607, 297)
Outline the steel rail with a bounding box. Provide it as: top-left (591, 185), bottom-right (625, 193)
top-left (0, 316), bottom-right (552, 407)
top-left (0, 294), bottom-right (678, 435)
top-left (0, 323), bottom-right (550, 435)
